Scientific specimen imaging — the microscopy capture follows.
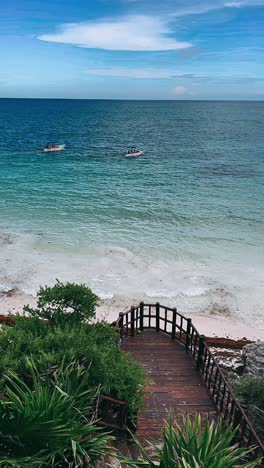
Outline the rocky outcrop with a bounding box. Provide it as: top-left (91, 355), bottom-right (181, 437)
top-left (242, 341), bottom-right (264, 377)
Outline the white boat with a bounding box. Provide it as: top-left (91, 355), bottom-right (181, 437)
top-left (124, 147), bottom-right (144, 158)
top-left (43, 144), bottom-right (65, 153)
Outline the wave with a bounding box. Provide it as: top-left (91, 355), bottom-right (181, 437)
top-left (0, 230), bottom-right (263, 326)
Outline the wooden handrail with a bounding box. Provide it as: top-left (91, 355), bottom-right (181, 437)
top-left (99, 394), bottom-right (128, 431)
top-left (100, 394), bottom-right (127, 406)
top-left (115, 302), bottom-right (264, 457)
top-left (2, 307), bottom-right (263, 448)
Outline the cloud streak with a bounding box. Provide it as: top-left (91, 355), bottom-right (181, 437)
top-left (124, 0), bottom-right (264, 16)
top-left (84, 68), bottom-right (205, 79)
top-left (84, 68), bottom-right (186, 79)
top-left (83, 67), bottom-right (264, 84)
top-left (38, 15), bottom-right (191, 51)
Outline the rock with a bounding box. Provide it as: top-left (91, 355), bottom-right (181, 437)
top-left (242, 341), bottom-right (264, 377)
top-left (210, 347), bottom-right (243, 376)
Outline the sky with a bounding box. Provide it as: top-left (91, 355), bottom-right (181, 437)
top-left (0, 0), bottom-right (263, 99)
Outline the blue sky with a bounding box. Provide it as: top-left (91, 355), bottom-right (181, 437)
top-left (0, 0), bottom-right (263, 99)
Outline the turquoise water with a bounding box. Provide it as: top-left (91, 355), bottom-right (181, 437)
top-left (0, 99), bottom-right (263, 322)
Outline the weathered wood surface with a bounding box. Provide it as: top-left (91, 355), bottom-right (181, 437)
top-left (122, 329), bottom-right (216, 443)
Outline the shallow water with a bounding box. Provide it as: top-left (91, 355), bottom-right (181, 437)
top-left (0, 99), bottom-right (263, 323)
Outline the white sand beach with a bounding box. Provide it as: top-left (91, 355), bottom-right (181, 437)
top-left (1, 290), bottom-right (263, 341)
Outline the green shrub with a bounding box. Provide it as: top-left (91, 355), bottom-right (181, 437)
top-left (0, 317), bottom-right (146, 413)
top-left (234, 376), bottom-right (264, 442)
top-left (24, 280), bottom-right (98, 326)
top-left (0, 360), bottom-right (113, 467)
top-left (234, 376), bottom-right (264, 410)
top-left (121, 415), bottom-right (260, 467)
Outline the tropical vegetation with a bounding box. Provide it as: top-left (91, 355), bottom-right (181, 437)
top-left (0, 359), bottom-right (113, 467)
top-left (121, 414), bottom-right (260, 467)
top-left (0, 282), bottom-right (146, 412)
top-left (0, 282), bottom-right (261, 466)
top-left (24, 280), bottom-right (98, 325)
top-left (0, 282), bottom-right (146, 466)
top-left (234, 376), bottom-right (264, 443)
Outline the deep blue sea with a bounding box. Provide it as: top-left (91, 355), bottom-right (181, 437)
top-left (0, 99), bottom-right (263, 323)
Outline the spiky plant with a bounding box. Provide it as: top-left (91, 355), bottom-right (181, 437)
top-left (0, 359), bottom-right (113, 467)
top-left (121, 414), bottom-right (260, 467)
top-left (39, 357), bottom-right (99, 419)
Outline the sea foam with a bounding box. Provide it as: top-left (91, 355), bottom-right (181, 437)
top-left (0, 230), bottom-right (263, 326)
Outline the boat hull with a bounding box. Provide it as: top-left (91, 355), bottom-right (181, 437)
top-left (43, 145), bottom-right (65, 152)
top-left (124, 151), bottom-right (144, 158)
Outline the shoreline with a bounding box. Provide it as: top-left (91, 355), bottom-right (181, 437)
top-left (1, 290), bottom-right (263, 341)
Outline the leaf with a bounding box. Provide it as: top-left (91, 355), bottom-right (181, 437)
top-left (71, 439), bottom-right (77, 462)
top-left (119, 415), bottom-right (260, 468)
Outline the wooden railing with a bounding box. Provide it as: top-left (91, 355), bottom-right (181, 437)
top-left (98, 395), bottom-right (129, 432)
top-left (2, 310), bottom-right (263, 450)
top-left (115, 302), bottom-right (264, 457)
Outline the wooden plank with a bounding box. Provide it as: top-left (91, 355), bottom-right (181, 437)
top-left (121, 329), bottom-right (216, 445)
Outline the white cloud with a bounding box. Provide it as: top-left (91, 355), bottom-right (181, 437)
top-left (84, 68), bottom-right (205, 80)
top-left (224, 0), bottom-right (264, 5)
top-left (128, 0), bottom-right (264, 15)
top-left (85, 68), bottom-right (177, 79)
top-left (173, 86), bottom-right (188, 95)
top-left (38, 15), bottom-right (191, 51)
top-left (224, 1), bottom-right (242, 6)
top-left (123, 0), bottom-right (264, 18)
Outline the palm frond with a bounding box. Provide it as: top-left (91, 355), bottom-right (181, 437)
top-left (120, 414), bottom-right (261, 467)
top-left (0, 359), bottom-right (113, 467)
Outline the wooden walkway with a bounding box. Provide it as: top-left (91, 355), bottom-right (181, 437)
top-left (122, 329), bottom-right (216, 442)
top-left (113, 303), bottom-right (263, 457)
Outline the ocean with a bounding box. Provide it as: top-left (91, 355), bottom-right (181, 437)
top-left (0, 98), bottom-right (263, 324)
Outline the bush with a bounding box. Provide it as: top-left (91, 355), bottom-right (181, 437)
top-left (234, 376), bottom-right (264, 409)
top-left (0, 359), bottom-right (113, 467)
top-left (0, 317), bottom-right (146, 413)
top-left (234, 376), bottom-right (264, 442)
top-left (121, 415), bottom-right (260, 467)
top-left (24, 280), bottom-right (98, 326)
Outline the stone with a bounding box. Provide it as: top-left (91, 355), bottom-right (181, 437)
top-left (242, 341), bottom-right (264, 377)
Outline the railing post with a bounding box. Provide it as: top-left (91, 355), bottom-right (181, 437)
top-left (196, 334), bottom-right (205, 371)
top-left (233, 407), bottom-right (241, 429)
top-left (233, 407), bottom-right (241, 443)
top-left (172, 307), bottom-right (177, 339)
top-left (119, 313), bottom-right (124, 339)
top-left (120, 405), bottom-right (127, 430)
top-left (131, 306), bottom-right (135, 337)
top-left (156, 302), bottom-right (160, 332)
top-left (139, 301), bottom-right (144, 331)
top-left (186, 318), bottom-right (192, 349)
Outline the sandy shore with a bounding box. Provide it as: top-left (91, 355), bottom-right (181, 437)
top-left (1, 289), bottom-right (263, 341)
top-left (96, 298), bottom-right (264, 341)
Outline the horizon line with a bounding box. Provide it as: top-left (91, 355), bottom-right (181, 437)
top-left (0, 97), bottom-right (263, 102)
